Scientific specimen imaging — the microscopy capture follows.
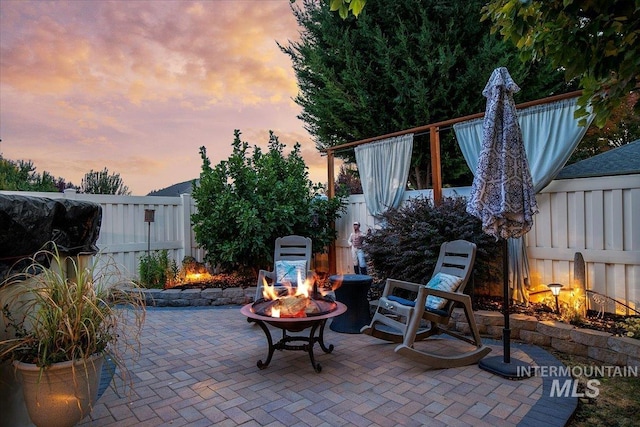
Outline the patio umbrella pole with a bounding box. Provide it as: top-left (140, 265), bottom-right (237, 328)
top-left (502, 238), bottom-right (511, 363)
top-left (478, 238), bottom-right (531, 379)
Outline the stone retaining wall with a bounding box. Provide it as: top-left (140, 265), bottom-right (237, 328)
top-left (450, 309), bottom-right (640, 368)
top-left (136, 287), bottom-right (639, 367)
top-left (138, 287), bottom-right (255, 307)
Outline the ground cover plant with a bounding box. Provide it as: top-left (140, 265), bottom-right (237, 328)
top-left (555, 350), bottom-right (640, 427)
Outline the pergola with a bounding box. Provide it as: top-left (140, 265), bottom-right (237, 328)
top-left (322, 90), bottom-right (583, 274)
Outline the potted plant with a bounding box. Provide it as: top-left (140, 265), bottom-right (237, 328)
top-left (0, 243), bottom-right (145, 427)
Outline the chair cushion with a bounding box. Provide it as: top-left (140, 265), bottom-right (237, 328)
top-left (386, 295), bottom-right (449, 316)
top-left (275, 260), bottom-right (307, 285)
top-left (424, 272), bottom-right (463, 310)
top-left (387, 295), bottom-right (416, 307)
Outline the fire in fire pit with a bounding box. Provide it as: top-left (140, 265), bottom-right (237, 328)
top-left (252, 274), bottom-right (337, 318)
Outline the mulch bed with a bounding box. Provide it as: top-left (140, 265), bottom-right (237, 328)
top-left (474, 295), bottom-right (630, 336)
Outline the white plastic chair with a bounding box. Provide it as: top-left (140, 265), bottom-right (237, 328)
top-left (361, 240), bottom-right (491, 368)
top-left (254, 235), bottom-right (313, 301)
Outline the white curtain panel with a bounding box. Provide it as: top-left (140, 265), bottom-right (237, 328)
top-left (454, 97), bottom-right (594, 303)
top-left (355, 134), bottom-right (414, 218)
top-left (455, 97), bottom-right (593, 192)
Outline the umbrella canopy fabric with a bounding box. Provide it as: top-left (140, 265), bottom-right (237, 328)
top-left (469, 67), bottom-right (539, 375)
top-left (466, 67), bottom-right (538, 240)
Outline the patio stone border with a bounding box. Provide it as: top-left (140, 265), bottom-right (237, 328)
top-left (137, 287), bottom-right (253, 307)
top-left (133, 286), bottom-right (639, 367)
top-left (451, 309), bottom-right (640, 368)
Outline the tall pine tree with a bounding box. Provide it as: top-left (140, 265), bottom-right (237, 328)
top-left (282, 0), bottom-right (572, 188)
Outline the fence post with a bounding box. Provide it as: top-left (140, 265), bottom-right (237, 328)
top-left (180, 193), bottom-right (193, 259)
top-left (63, 188), bottom-right (78, 199)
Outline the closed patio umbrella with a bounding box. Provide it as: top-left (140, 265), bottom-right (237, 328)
top-left (466, 67), bottom-right (538, 379)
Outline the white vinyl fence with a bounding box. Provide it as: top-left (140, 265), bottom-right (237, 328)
top-left (1, 189), bottom-right (203, 281)
top-left (335, 174), bottom-right (640, 314)
top-left (4, 173), bottom-right (638, 313)
top-left (529, 175), bottom-right (640, 314)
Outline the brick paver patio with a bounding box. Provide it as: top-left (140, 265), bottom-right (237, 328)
top-left (78, 306), bottom-right (574, 426)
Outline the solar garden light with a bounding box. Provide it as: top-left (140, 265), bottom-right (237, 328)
top-left (547, 283), bottom-right (563, 314)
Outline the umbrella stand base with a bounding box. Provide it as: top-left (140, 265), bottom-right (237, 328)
top-left (479, 356), bottom-right (532, 380)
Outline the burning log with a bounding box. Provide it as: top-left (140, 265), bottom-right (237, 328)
top-left (252, 274), bottom-right (337, 318)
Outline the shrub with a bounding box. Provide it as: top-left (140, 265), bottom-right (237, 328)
top-left (364, 195), bottom-right (501, 293)
top-left (138, 250), bottom-right (177, 288)
top-left (191, 130), bottom-right (347, 274)
top-left (618, 317), bottom-right (640, 340)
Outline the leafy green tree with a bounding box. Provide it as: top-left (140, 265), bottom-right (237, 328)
top-left (328, 0), bottom-right (366, 18)
top-left (80, 167), bottom-right (131, 195)
top-left (191, 130), bottom-right (347, 274)
top-left (483, 0), bottom-right (639, 129)
top-left (568, 93), bottom-right (640, 164)
top-left (283, 0), bottom-right (570, 189)
top-left (0, 156), bottom-right (72, 192)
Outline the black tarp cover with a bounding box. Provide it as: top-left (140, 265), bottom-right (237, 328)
top-left (0, 194), bottom-right (102, 278)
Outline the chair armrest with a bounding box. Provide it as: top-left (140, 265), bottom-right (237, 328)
top-left (417, 288), bottom-right (470, 305)
top-left (256, 270), bottom-right (275, 287)
top-left (255, 269), bottom-right (276, 301)
top-left (306, 269), bottom-right (315, 282)
top-left (381, 278), bottom-right (421, 298)
top-left (378, 296), bottom-right (415, 317)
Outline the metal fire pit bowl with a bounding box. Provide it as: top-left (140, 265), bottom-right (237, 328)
top-left (251, 295), bottom-right (338, 329)
top-left (241, 301), bottom-right (346, 373)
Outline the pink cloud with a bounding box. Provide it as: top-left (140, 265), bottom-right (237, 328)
top-left (0, 1), bottom-right (329, 194)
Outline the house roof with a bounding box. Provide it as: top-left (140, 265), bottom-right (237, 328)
top-left (147, 179), bottom-right (198, 197)
top-left (556, 139), bottom-right (640, 180)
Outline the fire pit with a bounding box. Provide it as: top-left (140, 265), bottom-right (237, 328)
top-left (241, 278), bottom-right (346, 372)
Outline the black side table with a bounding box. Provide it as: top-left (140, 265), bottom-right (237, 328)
top-left (329, 274), bottom-right (373, 333)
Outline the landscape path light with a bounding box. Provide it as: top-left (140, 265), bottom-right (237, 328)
top-left (547, 283), bottom-right (563, 314)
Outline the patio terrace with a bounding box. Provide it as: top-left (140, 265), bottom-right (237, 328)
top-left (76, 305), bottom-right (575, 427)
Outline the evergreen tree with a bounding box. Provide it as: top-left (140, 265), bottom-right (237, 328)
top-left (282, 0), bottom-right (571, 188)
top-left (335, 164), bottom-right (362, 195)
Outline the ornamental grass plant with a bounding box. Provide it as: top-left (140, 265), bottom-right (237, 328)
top-left (0, 243), bottom-right (145, 383)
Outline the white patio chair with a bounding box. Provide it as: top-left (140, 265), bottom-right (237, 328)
top-left (254, 235), bottom-right (313, 301)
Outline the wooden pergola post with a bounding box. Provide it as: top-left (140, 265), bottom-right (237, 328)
top-left (429, 126), bottom-right (442, 206)
top-left (327, 150), bottom-right (337, 275)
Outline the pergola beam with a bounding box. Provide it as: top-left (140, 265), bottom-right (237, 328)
top-left (322, 90), bottom-right (582, 274)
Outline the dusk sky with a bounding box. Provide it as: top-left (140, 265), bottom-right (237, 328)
top-left (0, 0), bottom-right (333, 195)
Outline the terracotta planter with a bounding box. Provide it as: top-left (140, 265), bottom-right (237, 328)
top-left (14, 354), bottom-right (104, 427)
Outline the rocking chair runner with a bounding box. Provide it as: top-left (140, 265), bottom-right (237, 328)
top-left (254, 235), bottom-right (313, 302)
top-left (361, 240), bottom-right (491, 368)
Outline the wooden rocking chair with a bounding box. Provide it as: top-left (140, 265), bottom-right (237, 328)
top-left (361, 240), bottom-right (491, 368)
